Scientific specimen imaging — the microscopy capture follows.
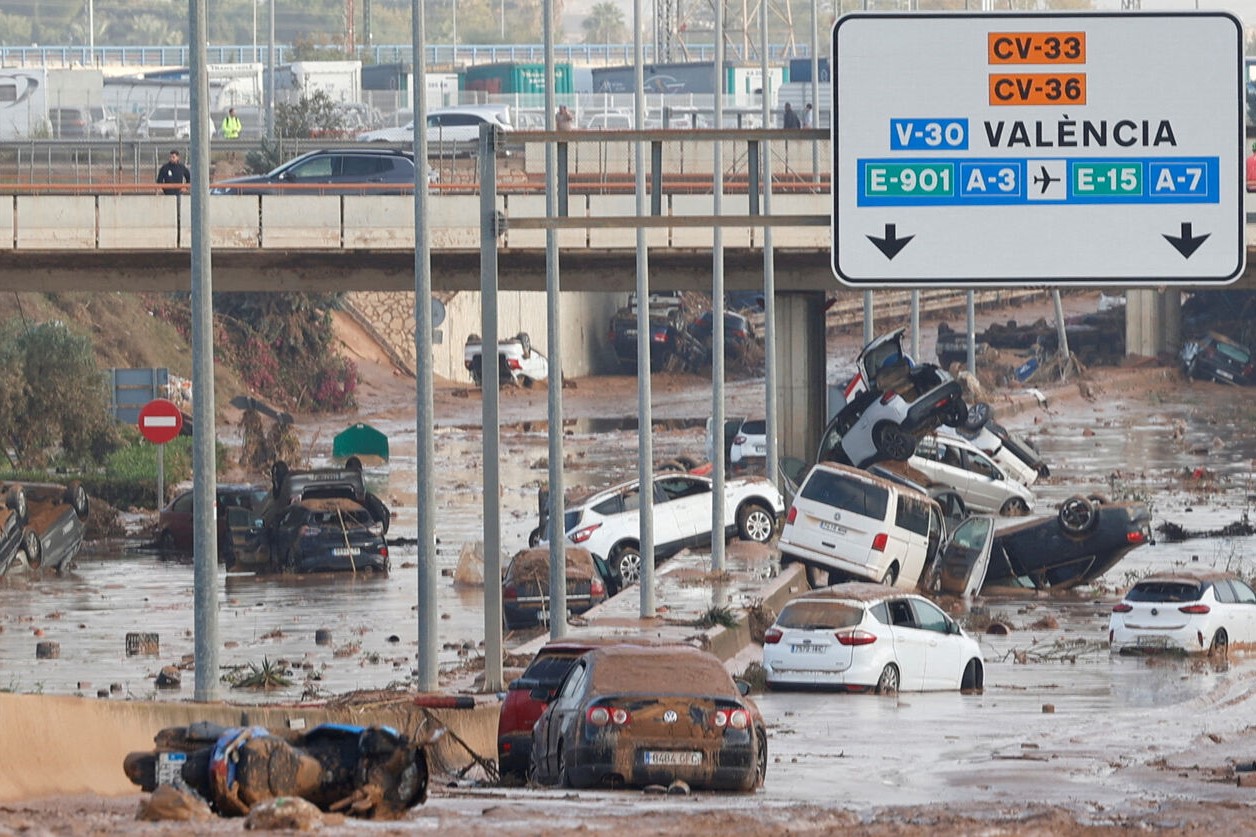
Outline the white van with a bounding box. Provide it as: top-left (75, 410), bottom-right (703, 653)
top-left (778, 462), bottom-right (945, 590)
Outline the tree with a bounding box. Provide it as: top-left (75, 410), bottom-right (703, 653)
top-left (583, 1), bottom-right (626, 45)
top-left (274, 88), bottom-right (346, 139)
top-left (0, 321), bottom-right (120, 469)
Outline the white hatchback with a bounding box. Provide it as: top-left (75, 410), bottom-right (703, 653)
top-left (1109, 570), bottom-right (1256, 656)
top-left (762, 583), bottom-right (985, 692)
top-left (560, 472), bottom-right (783, 584)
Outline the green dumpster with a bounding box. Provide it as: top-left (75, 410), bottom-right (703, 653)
top-left (332, 423), bottom-right (389, 464)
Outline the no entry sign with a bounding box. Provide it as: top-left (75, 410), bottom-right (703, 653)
top-left (137, 398), bottom-right (184, 445)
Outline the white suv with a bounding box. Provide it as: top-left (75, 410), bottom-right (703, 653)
top-left (909, 433), bottom-right (1035, 516)
top-left (559, 472), bottom-right (783, 584)
top-left (779, 462), bottom-right (945, 589)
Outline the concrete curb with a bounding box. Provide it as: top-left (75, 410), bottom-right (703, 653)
top-left (702, 562), bottom-right (807, 663)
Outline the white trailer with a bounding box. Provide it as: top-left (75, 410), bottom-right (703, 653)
top-left (0, 67), bottom-right (103, 140)
top-left (274, 61), bottom-right (363, 104)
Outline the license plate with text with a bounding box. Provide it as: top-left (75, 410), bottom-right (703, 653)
top-left (644, 750), bottom-right (702, 766)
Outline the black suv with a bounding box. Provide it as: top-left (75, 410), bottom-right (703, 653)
top-left (211, 148), bottom-right (419, 195)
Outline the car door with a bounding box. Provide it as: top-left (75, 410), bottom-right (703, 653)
top-left (1228, 579), bottom-right (1256, 643)
top-left (655, 475), bottom-right (713, 549)
top-left (537, 658), bottom-right (589, 780)
top-left (909, 598), bottom-right (968, 689)
top-left (166, 491), bottom-right (195, 548)
top-left (884, 597), bottom-right (930, 690)
top-left (959, 448), bottom-right (1009, 513)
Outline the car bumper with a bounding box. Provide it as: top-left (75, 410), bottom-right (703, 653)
top-left (294, 550), bottom-right (390, 574)
top-left (567, 739), bottom-right (757, 791)
top-left (498, 733), bottom-right (532, 778)
top-left (778, 542), bottom-right (883, 583)
top-left (1109, 624), bottom-right (1207, 655)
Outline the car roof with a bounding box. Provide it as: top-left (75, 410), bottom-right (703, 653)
top-left (805, 461), bottom-right (931, 501)
top-left (788, 582), bottom-right (909, 604)
top-left (292, 147), bottom-right (414, 159)
top-left (582, 644), bottom-right (735, 695)
top-left (1133, 569), bottom-right (1237, 585)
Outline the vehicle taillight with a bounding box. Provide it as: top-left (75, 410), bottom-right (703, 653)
top-left (1126, 531), bottom-right (1145, 544)
top-left (933, 395), bottom-right (952, 410)
top-left (591, 578), bottom-right (605, 596)
top-left (871, 533), bottom-right (888, 551)
top-left (1179, 604), bottom-right (1211, 615)
top-left (712, 708), bottom-right (750, 730)
top-left (836, 629), bottom-right (877, 646)
top-left (503, 585), bottom-right (518, 601)
top-left (569, 523), bottom-right (601, 544)
top-left (587, 705), bottom-right (630, 727)
top-left (652, 331), bottom-right (668, 343)
top-left (508, 358), bottom-right (522, 370)
top-left (880, 391), bottom-right (897, 404)
top-left (733, 434), bottom-right (747, 445)
top-left (1111, 603), bottom-right (1132, 613)
top-left (786, 506), bottom-right (797, 525)
top-left (763, 627), bottom-right (782, 644)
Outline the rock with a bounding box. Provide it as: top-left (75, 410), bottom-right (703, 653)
top-left (245, 796), bottom-right (329, 831)
top-left (137, 784), bottom-right (214, 821)
top-left (1029, 615), bottom-right (1059, 630)
top-left (453, 541), bottom-right (485, 587)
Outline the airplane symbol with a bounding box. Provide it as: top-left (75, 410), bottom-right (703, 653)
top-left (1032, 165), bottom-right (1059, 194)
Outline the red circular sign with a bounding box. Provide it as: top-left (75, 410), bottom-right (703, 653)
top-left (137, 398), bottom-right (184, 445)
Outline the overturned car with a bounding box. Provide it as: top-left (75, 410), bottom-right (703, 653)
top-left (232, 461), bottom-right (391, 575)
top-left (934, 496), bottom-right (1154, 596)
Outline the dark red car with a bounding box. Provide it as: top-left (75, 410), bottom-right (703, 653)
top-left (497, 638), bottom-right (659, 782)
top-left (157, 484), bottom-right (269, 563)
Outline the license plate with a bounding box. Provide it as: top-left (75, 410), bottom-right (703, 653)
top-left (791, 644), bottom-right (826, 654)
top-left (644, 750), bottom-right (702, 766)
top-left (1137, 635), bottom-right (1169, 647)
top-left (624, 328), bottom-right (637, 337)
top-left (1217, 369), bottom-right (1233, 380)
top-left (819, 520), bottom-right (847, 535)
top-left (332, 547), bottom-right (361, 557)
top-left (753, 444), bottom-right (766, 454)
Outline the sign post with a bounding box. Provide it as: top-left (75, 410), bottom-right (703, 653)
top-left (138, 398), bottom-right (184, 507)
top-left (832, 11), bottom-right (1245, 287)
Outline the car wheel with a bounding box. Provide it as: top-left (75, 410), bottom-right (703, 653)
top-left (6, 485), bottom-right (27, 525)
top-left (23, 529), bottom-right (42, 571)
top-left (873, 423), bottom-right (916, 462)
top-left (158, 530), bottom-right (177, 553)
top-left (1057, 495), bottom-right (1098, 535)
top-left (999, 497), bottom-right (1030, 517)
top-left (962, 401), bottom-right (992, 431)
top-left (527, 526), bottom-right (544, 548)
top-left (961, 659), bottom-right (983, 692)
top-left (879, 564), bottom-right (898, 586)
top-left (737, 503), bottom-right (775, 543)
top-left (612, 545), bottom-right (642, 585)
top-left (657, 459), bottom-right (686, 473)
top-left (66, 482), bottom-right (89, 520)
top-left (556, 742), bottom-right (570, 789)
top-left (875, 664), bottom-right (900, 695)
top-left (1209, 629), bottom-right (1229, 659)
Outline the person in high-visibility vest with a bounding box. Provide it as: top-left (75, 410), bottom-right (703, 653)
top-left (220, 107), bottom-right (242, 140)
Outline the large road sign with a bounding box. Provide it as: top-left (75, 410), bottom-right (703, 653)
top-left (832, 12), bottom-right (1245, 287)
top-left (137, 398), bottom-right (184, 445)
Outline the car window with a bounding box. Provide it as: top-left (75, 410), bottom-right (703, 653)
top-left (887, 599), bottom-right (916, 628)
top-left (558, 660), bottom-right (588, 699)
top-left (172, 493), bottom-right (194, 514)
top-left (340, 156), bottom-right (389, 177)
top-left (522, 650), bottom-right (584, 687)
top-left (288, 157), bottom-right (336, 179)
top-left (800, 471), bottom-right (889, 520)
top-left (740, 419), bottom-right (766, 435)
top-left (657, 476), bottom-right (709, 502)
top-left (1213, 581), bottom-right (1237, 604)
top-left (777, 600), bottom-right (862, 630)
top-left (592, 486), bottom-right (637, 516)
top-left (965, 451), bottom-right (999, 479)
top-left (310, 507), bottom-right (373, 527)
top-left (910, 599), bottom-right (951, 634)
top-left (1125, 581), bottom-right (1203, 602)
top-left (277, 507), bottom-right (305, 527)
top-left (1232, 579), bottom-right (1256, 604)
top-left (869, 602), bottom-right (890, 624)
top-left (894, 493), bottom-right (932, 537)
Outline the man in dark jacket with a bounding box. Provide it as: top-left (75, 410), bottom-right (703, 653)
top-left (156, 149), bottom-right (190, 195)
top-left (782, 102), bottom-right (801, 130)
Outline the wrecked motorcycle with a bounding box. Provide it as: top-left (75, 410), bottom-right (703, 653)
top-left (123, 720), bottom-right (438, 819)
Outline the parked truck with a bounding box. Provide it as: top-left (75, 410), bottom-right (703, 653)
top-left (0, 67), bottom-right (104, 141)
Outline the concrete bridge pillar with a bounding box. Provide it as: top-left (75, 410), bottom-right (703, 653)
top-left (1125, 289), bottom-right (1182, 358)
top-left (774, 291), bottom-right (829, 468)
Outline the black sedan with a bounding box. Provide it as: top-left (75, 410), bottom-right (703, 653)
top-left (502, 547), bottom-right (622, 631)
top-left (257, 497), bottom-right (390, 575)
top-left (1182, 332), bottom-right (1254, 386)
top-left (935, 496), bottom-right (1153, 595)
top-left (530, 644), bottom-right (766, 792)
